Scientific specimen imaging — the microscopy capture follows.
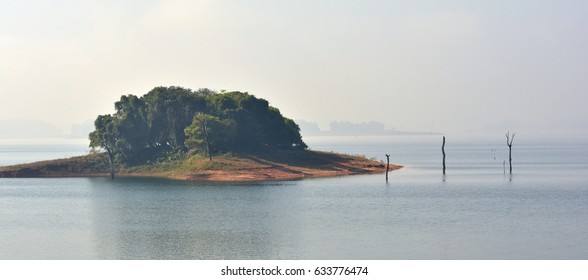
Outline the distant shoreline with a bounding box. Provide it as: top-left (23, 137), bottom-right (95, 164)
top-left (0, 149), bottom-right (402, 182)
top-left (300, 131), bottom-right (442, 137)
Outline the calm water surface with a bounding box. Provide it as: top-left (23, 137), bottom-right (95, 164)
top-left (1, 135), bottom-right (587, 259)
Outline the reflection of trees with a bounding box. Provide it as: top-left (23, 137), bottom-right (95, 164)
top-left (88, 178), bottom-right (302, 259)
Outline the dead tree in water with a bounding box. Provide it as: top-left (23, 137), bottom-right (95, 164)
top-left (442, 136), bottom-right (446, 175)
top-left (385, 154), bottom-right (390, 182)
top-left (505, 131), bottom-right (515, 174)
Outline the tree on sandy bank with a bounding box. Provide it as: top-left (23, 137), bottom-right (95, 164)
top-left (184, 113), bottom-right (236, 161)
top-left (88, 87), bottom-right (307, 179)
top-left (89, 115), bottom-right (118, 179)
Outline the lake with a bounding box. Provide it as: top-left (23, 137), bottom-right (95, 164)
top-left (1, 135), bottom-right (587, 259)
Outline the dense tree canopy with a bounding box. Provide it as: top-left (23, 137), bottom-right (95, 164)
top-left (184, 113), bottom-right (236, 160)
top-left (89, 86), bottom-right (307, 165)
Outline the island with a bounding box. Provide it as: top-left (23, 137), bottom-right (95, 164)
top-left (0, 86), bottom-right (401, 181)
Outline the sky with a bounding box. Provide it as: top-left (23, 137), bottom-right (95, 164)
top-left (1, 0), bottom-right (587, 136)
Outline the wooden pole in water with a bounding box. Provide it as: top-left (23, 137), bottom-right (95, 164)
top-left (506, 131), bottom-right (515, 174)
top-left (385, 154), bottom-right (390, 182)
top-left (442, 136), bottom-right (446, 175)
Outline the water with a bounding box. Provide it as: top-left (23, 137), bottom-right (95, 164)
top-left (0, 138), bottom-right (90, 166)
top-left (1, 135), bottom-right (587, 259)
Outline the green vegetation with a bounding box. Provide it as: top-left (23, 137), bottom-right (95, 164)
top-left (0, 86), bottom-right (403, 181)
top-left (88, 86), bottom-right (307, 176)
top-left (184, 113), bottom-right (236, 161)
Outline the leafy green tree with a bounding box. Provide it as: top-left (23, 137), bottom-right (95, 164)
top-left (142, 86), bottom-right (201, 152)
top-left (184, 113), bottom-right (236, 160)
top-left (113, 94), bottom-right (150, 164)
top-left (89, 114), bottom-right (118, 179)
top-left (89, 86), bottom-right (307, 171)
top-left (109, 87), bottom-right (207, 163)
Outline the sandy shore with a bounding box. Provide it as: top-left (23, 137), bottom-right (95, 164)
top-left (0, 150), bottom-right (402, 182)
top-left (169, 156), bottom-right (402, 181)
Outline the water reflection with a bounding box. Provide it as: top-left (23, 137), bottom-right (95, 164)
top-left (88, 178), bottom-right (303, 259)
top-left (2, 137), bottom-right (588, 259)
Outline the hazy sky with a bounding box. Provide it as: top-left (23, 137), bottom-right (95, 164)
top-left (1, 0), bottom-right (587, 135)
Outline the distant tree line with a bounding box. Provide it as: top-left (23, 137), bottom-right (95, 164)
top-left (89, 86), bottom-right (307, 170)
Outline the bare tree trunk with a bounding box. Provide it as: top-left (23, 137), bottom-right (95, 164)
top-left (198, 118), bottom-right (212, 161)
top-left (105, 146), bottom-right (115, 179)
top-left (506, 131), bottom-right (515, 174)
top-left (203, 123), bottom-right (212, 161)
top-left (385, 154), bottom-right (390, 182)
top-left (442, 136), bottom-right (446, 175)
top-left (508, 147), bottom-right (512, 174)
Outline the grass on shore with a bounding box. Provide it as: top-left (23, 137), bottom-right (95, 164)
top-left (0, 152), bottom-right (111, 177)
top-left (0, 149), bottom-right (398, 181)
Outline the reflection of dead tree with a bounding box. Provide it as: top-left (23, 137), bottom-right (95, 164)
top-left (506, 131), bottom-right (515, 174)
top-left (385, 154), bottom-right (390, 182)
top-left (442, 136), bottom-right (446, 175)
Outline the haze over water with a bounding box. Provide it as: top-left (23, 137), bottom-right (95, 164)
top-left (1, 135), bottom-right (587, 259)
top-left (2, 1), bottom-right (587, 134)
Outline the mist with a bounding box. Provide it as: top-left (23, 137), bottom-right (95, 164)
top-left (1, 0), bottom-right (587, 138)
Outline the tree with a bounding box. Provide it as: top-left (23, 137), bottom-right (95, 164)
top-left (113, 94), bottom-right (150, 164)
top-left (89, 115), bottom-right (118, 179)
top-left (142, 86), bottom-right (206, 153)
top-left (505, 131), bottom-right (515, 174)
top-left (184, 113), bottom-right (236, 160)
top-left (89, 86), bottom-right (308, 166)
